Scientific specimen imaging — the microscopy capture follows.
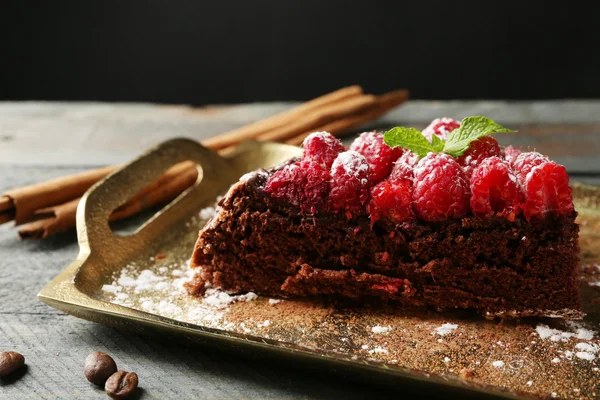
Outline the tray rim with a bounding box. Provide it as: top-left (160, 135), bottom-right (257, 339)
top-left (37, 137), bottom-right (597, 400)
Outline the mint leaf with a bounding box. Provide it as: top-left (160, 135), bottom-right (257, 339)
top-left (430, 134), bottom-right (445, 152)
top-left (443, 116), bottom-right (516, 156)
top-left (383, 127), bottom-right (435, 158)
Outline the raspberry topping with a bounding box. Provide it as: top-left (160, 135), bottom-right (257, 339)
top-left (412, 153), bottom-right (471, 221)
top-left (456, 136), bottom-right (502, 177)
top-left (470, 157), bottom-right (522, 220)
top-left (389, 151), bottom-right (419, 181)
top-left (368, 177), bottom-right (415, 225)
top-left (301, 131), bottom-right (345, 167)
top-left (422, 117), bottom-right (460, 142)
top-left (264, 160), bottom-right (330, 213)
top-left (349, 131), bottom-right (403, 185)
top-left (329, 151), bottom-right (370, 216)
top-left (503, 145), bottom-right (522, 165)
top-left (512, 151), bottom-right (548, 180)
top-left (519, 160), bottom-right (574, 220)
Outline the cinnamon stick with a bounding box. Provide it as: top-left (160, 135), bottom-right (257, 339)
top-left (202, 85), bottom-right (363, 150)
top-left (18, 162), bottom-right (199, 239)
top-left (1, 166), bottom-right (117, 225)
top-left (285, 89), bottom-right (409, 146)
top-left (257, 94), bottom-right (377, 142)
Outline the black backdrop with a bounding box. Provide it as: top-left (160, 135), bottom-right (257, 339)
top-left (1, 1), bottom-right (599, 105)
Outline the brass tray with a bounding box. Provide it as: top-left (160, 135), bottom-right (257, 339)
top-left (38, 138), bottom-right (600, 399)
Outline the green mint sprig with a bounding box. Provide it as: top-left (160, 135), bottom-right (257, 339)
top-left (383, 116), bottom-right (516, 158)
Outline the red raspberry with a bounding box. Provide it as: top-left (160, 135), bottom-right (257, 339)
top-left (456, 136), bottom-right (502, 177)
top-left (519, 160), bottom-right (574, 221)
top-left (329, 151), bottom-right (370, 216)
top-left (264, 160), bottom-right (330, 214)
top-left (368, 177), bottom-right (415, 225)
top-left (512, 151), bottom-right (548, 180)
top-left (422, 117), bottom-right (460, 141)
top-left (503, 145), bottom-right (522, 165)
top-left (389, 150), bottom-right (419, 181)
top-left (349, 131), bottom-right (403, 185)
top-left (470, 157), bottom-right (523, 220)
top-left (301, 131), bottom-right (345, 168)
top-left (412, 153), bottom-right (471, 221)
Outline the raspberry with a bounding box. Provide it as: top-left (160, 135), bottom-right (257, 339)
top-left (503, 145), bottom-right (522, 165)
top-left (512, 151), bottom-right (548, 180)
top-left (422, 117), bottom-right (460, 142)
top-left (389, 151), bottom-right (419, 181)
top-left (456, 136), bottom-right (502, 177)
top-left (264, 160), bottom-right (330, 214)
top-left (368, 177), bottom-right (415, 225)
top-left (329, 151), bottom-right (370, 216)
top-left (519, 160), bottom-right (574, 221)
top-left (349, 131), bottom-right (403, 185)
top-left (412, 153), bottom-right (471, 221)
top-left (470, 157), bottom-right (522, 220)
top-left (301, 131), bottom-right (345, 168)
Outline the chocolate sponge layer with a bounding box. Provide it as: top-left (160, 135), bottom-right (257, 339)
top-left (191, 169), bottom-right (582, 319)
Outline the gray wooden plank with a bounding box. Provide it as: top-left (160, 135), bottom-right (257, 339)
top-left (1, 101), bottom-right (600, 170)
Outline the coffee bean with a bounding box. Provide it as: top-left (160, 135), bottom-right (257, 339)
top-left (105, 370), bottom-right (138, 399)
top-left (0, 351), bottom-right (25, 377)
top-left (84, 351), bottom-right (118, 385)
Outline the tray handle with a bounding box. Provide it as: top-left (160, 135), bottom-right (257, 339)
top-left (76, 138), bottom-right (237, 254)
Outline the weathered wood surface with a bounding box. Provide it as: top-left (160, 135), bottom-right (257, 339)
top-left (0, 101), bottom-right (599, 399)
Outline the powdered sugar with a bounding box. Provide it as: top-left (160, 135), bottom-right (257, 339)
top-left (372, 325), bottom-right (392, 334)
top-left (302, 131), bottom-right (339, 148)
top-left (100, 258), bottom-right (258, 322)
top-left (535, 324), bottom-right (596, 342)
top-left (492, 360), bottom-right (505, 368)
top-left (331, 151), bottom-right (369, 176)
top-left (199, 206), bottom-right (216, 220)
top-left (432, 323), bottom-right (458, 336)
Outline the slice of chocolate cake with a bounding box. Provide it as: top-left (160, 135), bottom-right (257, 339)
top-left (191, 116), bottom-right (582, 319)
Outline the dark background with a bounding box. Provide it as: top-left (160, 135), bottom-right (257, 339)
top-left (1, 1), bottom-right (599, 105)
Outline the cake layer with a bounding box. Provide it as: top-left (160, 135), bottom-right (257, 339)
top-left (191, 171), bottom-right (583, 319)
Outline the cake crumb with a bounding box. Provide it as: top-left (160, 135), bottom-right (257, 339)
top-left (459, 368), bottom-right (474, 378)
top-left (268, 299), bottom-right (282, 305)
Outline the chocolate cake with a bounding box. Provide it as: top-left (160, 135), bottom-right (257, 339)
top-left (191, 116), bottom-right (582, 319)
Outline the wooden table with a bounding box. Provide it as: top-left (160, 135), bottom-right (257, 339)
top-left (1, 101), bottom-right (599, 399)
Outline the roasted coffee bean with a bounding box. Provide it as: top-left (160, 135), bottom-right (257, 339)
top-left (84, 351), bottom-right (118, 385)
top-left (105, 370), bottom-right (138, 399)
top-left (0, 351), bottom-right (25, 377)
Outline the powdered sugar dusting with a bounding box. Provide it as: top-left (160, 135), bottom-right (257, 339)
top-left (372, 325), bottom-right (392, 334)
top-left (332, 151), bottom-right (369, 176)
top-left (302, 131), bottom-right (338, 148)
top-left (422, 117), bottom-right (457, 142)
top-left (432, 323), bottom-right (459, 336)
top-left (100, 257), bottom-right (259, 324)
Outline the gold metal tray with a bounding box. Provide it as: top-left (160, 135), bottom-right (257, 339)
top-left (38, 138), bottom-right (600, 399)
